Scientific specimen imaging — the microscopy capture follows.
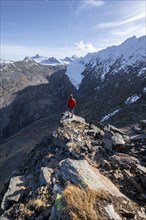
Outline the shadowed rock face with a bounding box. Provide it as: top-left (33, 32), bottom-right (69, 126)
top-left (0, 114), bottom-right (145, 219)
top-left (0, 60), bottom-right (76, 141)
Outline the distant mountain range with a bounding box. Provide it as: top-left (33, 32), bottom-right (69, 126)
top-left (0, 55), bottom-right (79, 68)
top-left (31, 54), bottom-right (78, 65)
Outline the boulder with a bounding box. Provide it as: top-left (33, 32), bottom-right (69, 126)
top-left (58, 159), bottom-right (125, 197)
top-left (109, 153), bottom-right (139, 169)
top-left (1, 176), bottom-right (26, 210)
top-left (108, 124), bottom-right (125, 135)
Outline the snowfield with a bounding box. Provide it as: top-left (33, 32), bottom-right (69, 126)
top-left (138, 67), bottom-right (146, 77)
top-left (125, 94), bottom-right (140, 104)
top-left (65, 59), bottom-right (85, 89)
top-left (100, 109), bottom-right (120, 122)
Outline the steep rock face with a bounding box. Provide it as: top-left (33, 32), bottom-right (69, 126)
top-left (66, 36), bottom-right (146, 126)
top-left (0, 114), bottom-right (145, 219)
top-left (0, 59), bottom-right (76, 141)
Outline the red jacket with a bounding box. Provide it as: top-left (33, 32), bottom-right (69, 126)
top-left (67, 98), bottom-right (76, 108)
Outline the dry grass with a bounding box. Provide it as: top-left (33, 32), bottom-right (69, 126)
top-left (20, 205), bottom-right (34, 218)
top-left (62, 184), bottom-right (110, 220)
top-left (31, 198), bottom-right (46, 209)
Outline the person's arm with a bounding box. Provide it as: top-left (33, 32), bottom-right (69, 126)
top-left (74, 99), bottom-right (76, 107)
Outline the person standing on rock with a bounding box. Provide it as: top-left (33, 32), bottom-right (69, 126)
top-left (67, 94), bottom-right (76, 118)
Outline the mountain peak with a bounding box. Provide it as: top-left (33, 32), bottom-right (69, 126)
top-left (120, 35), bottom-right (137, 47)
top-left (23, 56), bottom-right (33, 62)
top-left (31, 54), bottom-right (42, 59)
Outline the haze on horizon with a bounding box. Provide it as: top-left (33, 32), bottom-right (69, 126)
top-left (1, 0), bottom-right (146, 61)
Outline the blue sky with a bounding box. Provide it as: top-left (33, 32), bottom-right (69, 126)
top-left (1, 0), bottom-right (146, 60)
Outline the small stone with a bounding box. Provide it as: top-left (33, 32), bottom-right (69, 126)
top-left (39, 167), bottom-right (53, 185)
top-left (102, 160), bottom-right (111, 170)
top-left (140, 120), bottom-right (146, 129)
top-left (120, 208), bottom-right (135, 218)
top-left (111, 133), bottom-right (125, 147)
top-left (103, 138), bottom-right (113, 151)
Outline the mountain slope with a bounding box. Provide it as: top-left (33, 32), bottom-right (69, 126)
top-left (65, 35), bottom-right (146, 126)
top-left (0, 115), bottom-right (61, 191)
top-left (0, 58), bottom-right (76, 141)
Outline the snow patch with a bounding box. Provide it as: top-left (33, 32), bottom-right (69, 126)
top-left (101, 109), bottom-right (120, 122)
top-left (95, 86), bottom-right (100, 90)
top-left (125, 94), bottom-right (140, 104)
top-left (138, 67), bottom-right (146, 76)
top-left (65, 59), bottom-right (85, 89)
top-left (143, 87), bottom-right (146, 93)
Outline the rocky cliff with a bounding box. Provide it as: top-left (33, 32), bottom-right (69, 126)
top-left (0, 114), bottom-right (146, 219)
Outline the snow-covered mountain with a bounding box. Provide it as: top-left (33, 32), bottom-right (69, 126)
top-left (61, 55), bottom-right (79, 64)
top-left (66, 35), bottom-right (146, 126)
top-left (41, 57), bottom-right (61, 65)
top-left (0, 59), bottom-right (13, 68)
top-left (31, 54), bottom-right (48, 63)
top-left (31, 54), bottom-right (78, 65)
top-left (66, 35), bottom-right (146, 89)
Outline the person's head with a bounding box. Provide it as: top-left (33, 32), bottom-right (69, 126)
top-left (70, 94), bottom-right (73, 98)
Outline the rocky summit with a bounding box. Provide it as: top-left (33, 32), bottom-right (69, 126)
top-left (0, 114), bottom-right (146, 220)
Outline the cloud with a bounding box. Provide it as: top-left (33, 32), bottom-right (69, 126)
top-left (75, 0), bottom-right (104, 14)
top-left (111, 24), bottom-right (145, 38)
top-left (82, 0), bottom-right (104, 7)
top-left (96, 13), bottom-right (146, 29)
top-left (75, 41), bottom-right (97, 53)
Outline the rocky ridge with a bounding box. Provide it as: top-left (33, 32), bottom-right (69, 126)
top-left (0, 114), bottom-right (146, 219)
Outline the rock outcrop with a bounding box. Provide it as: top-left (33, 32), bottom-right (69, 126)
top-left (0, 115), bottom-right (146, 219)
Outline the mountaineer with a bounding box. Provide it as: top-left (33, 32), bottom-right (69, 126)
top-left (67, 94), bottom-right (76, 118)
